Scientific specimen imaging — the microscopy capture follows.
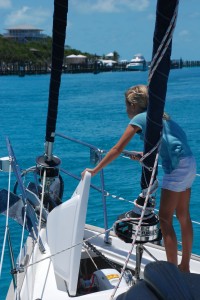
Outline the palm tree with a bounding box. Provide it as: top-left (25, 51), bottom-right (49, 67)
top-left (113, 51), bottom-right (120, 62)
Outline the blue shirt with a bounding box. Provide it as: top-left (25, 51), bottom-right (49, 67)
top-left (129, 112), bottom-right (193, 174)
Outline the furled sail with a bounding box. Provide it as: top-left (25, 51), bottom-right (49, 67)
top-left (141, 0), bottom-right (179, 191)
top-left (36, 0), bottom-right (68, 205)
top-left (45, 0), bottom-right (68, 147)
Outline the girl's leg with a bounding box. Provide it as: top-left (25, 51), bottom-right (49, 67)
top-left (159, 188), bottom-right (180, 265)
top-left (176, 188), bottom-right (193, 272)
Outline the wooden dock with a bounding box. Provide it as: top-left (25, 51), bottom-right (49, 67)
top-left (0, 60), bottom-right (200, 76)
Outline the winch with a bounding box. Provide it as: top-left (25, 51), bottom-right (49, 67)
top-left (113, 194), bottom-right (162, 244)
top-left (113, 194), bottom-right (162, 280)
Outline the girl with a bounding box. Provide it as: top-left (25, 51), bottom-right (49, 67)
top-left (82, 84), bottom-right (196, 272)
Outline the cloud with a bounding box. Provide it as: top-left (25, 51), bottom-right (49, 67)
top-left (179, 30), bottom-right (189, 37)
top-left (178, 30), bottom-right (191, 42)
top-left (122, 0), bottom-right (150, 11)
top-left (0, 0), bottom-right (11, 9)
top-left (4, 6), bottom-right (51, 27)
top-left (72, 0), bottom-right (150, 13)
top-left (188, 12), bottom-right (200, 19)
top-left (147, 13), bottom-right (155, 21)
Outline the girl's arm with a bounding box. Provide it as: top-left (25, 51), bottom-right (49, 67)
top-left (81, 124), bottom-right (140, 178)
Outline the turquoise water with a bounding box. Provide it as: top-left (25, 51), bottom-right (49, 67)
top-left (0, 68), bottom-right (200, 298)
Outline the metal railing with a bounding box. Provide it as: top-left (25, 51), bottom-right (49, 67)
top-left (56, 132), bottom-right (110, 242)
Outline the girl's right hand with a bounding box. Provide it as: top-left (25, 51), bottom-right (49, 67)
top-left (130, 152), bottom-right (143, 160)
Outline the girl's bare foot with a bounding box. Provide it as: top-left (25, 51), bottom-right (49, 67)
top-left (178, 264), bottom-right (190, 273)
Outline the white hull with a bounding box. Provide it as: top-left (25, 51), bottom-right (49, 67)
top-left (2, 146), bottom-right (200, 300)
top-left (6, 224), bottom-right (200, 300)
top-left (2, 138), bottom-right (200, 300)
top-left (126, 63), bottom-right (146, 71)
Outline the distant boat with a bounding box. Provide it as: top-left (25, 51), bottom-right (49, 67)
top-left (18, 65), bottom-right (25, 77)
top-left (126, 54), bottom-right (147, 71)
top-left (93, 60), bottom-right (100, 74)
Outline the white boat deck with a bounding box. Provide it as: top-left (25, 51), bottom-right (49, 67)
top-left (6, 224), bottom-right (200, 300)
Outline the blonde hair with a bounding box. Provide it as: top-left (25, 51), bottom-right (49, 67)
top-left (125, 84), bottom-right (170, 120)
top-left (125, 85), bottom-right (148, 111)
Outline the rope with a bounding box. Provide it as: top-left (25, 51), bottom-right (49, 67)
top-left (139, 136), bottom-right (162, 171)
top-left (83, 244), bottom-right (98, 270)
top-left (102, 191), bottom-right (200, 225)
top-left (148, 0), bottom-right (179, 83)
top-left (114, 212), bottom-right (156, 224)
top-left (110, 3), bottom-right (180, 296)
top-left (121, 156), bottom-right (200, 178)
top-left (103, 190), bottom-right (200, 226)
top-left (109, 147), bottom-right (160, 299)
top-left (37, 169), bottom-right (46, 241)
top-left (26, 227), bottom-right (113, 268)
top-left (18, 207), bottom-right (27, 269)
top-left (0, 158), bottom-right (12, 277)
top-left (105, 189), bottom-right (200, 226)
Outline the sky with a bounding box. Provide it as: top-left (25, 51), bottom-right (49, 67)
top-left (0, 0), bottom-right (200, 61)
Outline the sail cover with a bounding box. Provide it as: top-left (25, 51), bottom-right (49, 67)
top-left (46, 0), bottom-right (68, 143)
top-left (141, 0), bottom-right (179, 190)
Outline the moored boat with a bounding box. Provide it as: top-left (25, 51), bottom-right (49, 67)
top-left (126, 54), bottom-right (147, 71)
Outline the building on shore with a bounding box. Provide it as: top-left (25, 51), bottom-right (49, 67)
top-left (3, 25), bottom-right (47, 43)
top-left (105, 52), bottom-right (114, 60)
top-left (65, 54), bottom-right (87, 64)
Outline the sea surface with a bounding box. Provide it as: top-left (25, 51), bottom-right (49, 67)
top-left (0, 68), bottom-right (200, 298)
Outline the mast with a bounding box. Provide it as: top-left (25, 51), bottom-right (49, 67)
top-left (45, 0), bottom-right (68, 160)
top-left (141, 0), bottom-right (179, 191)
